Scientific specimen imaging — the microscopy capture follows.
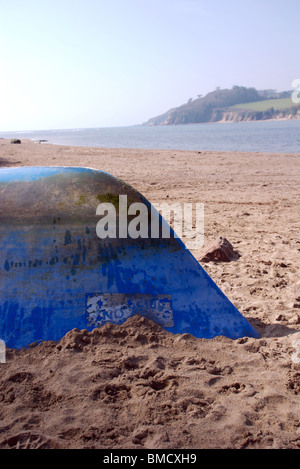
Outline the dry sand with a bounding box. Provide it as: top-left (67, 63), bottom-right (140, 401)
top-left (0, 138), bottom-right (300, 449)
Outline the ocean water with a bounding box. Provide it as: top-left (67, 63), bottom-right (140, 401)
top-left (1, 120), bottom-right (300, 153)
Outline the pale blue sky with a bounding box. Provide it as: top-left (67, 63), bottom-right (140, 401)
top-left (0, 0), bottom-right (299, 131)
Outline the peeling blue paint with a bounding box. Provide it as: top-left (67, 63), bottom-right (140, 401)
top-left (0, 166), bottom-right (259, 349)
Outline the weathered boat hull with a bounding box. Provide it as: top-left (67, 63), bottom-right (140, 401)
top-left (0, 167), bottom-right (259, 348)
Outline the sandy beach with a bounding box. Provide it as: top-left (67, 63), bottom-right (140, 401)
top-left (0, 138), bottom-right (300, 449)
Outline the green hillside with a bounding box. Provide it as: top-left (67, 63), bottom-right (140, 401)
top-left (232, 97), bottom-right (294, 112)
top-left (145, 87), bottom-right (299, 125)
top-left (145, 86), bottom-right (262, 125)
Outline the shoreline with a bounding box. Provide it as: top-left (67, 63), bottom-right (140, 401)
top-left (1, 117), bottom-right (300, 154)
top-left (2, 137), bottom-right (300, 156)
top-left (1, 139), bottom-right (300, 449)
top-left (216, 115), bottom-right (300, 124)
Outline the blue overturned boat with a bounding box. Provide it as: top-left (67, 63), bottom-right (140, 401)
top-left (0, 166), bottom-right (259, 349)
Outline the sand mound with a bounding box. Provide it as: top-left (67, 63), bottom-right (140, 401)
top-left (1, 315), bottom-right (299, 449)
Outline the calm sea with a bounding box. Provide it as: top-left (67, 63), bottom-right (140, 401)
top-left (1, 120), bottom-right (300, 153)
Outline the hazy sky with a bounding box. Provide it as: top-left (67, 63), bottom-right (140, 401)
top-left (1, 0), bottom-right (299, 131)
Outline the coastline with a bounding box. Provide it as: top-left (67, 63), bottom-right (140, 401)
top-left (217, 115), bottom-right (300, 124)
top-left (1, 139), bottom-right (300, 449)
top-left (1, 118), bottom-right (300, 154)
